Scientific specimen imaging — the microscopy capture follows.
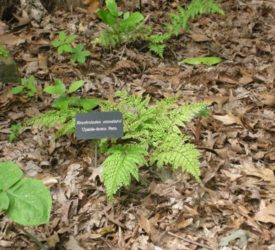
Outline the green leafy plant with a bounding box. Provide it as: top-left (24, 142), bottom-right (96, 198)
top-left (0, 44), bottom-right (9, 57)
top-left (11, 76), bottom-right (37, 97)
top-left (92, 0), bottom-right (223, 57)
top-left (180, 56), bottom-right (222, 65)
top-left (52, 32), bottom-right (91, 64)
top-left (92, 0), bottom-right (150, 48)
top-left (99, 91), bottom-right (208, 200)
top-left (51, 31), bottom-right (76, 54)
top-left (148, 0), bottom-right (224, 57)
top-left (8, 124), bottom-right (22, 143)
top-left (70, 44), bottom-right (91, 64)
top-left (0, 162), bottom-right (52, 226)
top-left (24, 79), bottom-right (98, 138)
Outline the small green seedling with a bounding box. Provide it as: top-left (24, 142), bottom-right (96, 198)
top-left (22, 79), bottom-right (98, 138)
top-left (70, 44), bottom-right (91, 64)
top-left (11, 76), bottom-right (37, 97)
top-left (8, 124), bottom-right (22, 143)
top-left (0, 162), bottom-right (52, 226)
top-left (52, 32), bottom-right (91, 64)
top-left (51, 31), bottom-right (76, 54)
top-left (179, 56), bottom-right (222, 65)
top-left (92, 0), bottom-right (150, 48)
top-left (0, 45), bottom-right (9, 57)
top-left (44, 79), bottom-right (97, 111)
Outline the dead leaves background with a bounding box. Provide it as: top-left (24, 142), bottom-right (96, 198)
top-left (0, 0), bottom-right (275, 249)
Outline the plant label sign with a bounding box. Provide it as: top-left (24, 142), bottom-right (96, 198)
top-left (76, 111), bottom-right (123, 139)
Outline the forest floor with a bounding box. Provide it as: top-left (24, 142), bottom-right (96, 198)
top-left (0, 0), bottom-right (274, 249)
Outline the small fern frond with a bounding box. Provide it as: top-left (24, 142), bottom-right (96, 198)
top-left (151, 135), bottom-right (201, 181)
top-left (149, 43), bottom-right (166, 57)
top-left (170, 103), bottom-right (208, 128)
top-left (102, 144), bottom-right (147, 200)
top-left (55, 118), bottom-right (75, 138)
top-left (24, 109), bottom-right (78, 137)
top-left (187, 0), bottom-right (224, 18)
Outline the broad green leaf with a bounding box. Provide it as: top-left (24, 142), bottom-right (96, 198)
top-left (52, 97), bottom-right (70, 110)
top-left (51, 40), bottom-right (62, 48)
top-left (96, 10), bottom-right (117, 26)
top-left (68, 80), bottom-right (85, 94)
top-left (68, 96), bottom-right (81, 107)
top-left (6, 178), bottom-right (52, 226)
top-left (120, 12), bottom-right (144, 30)
top-left (80, 98), bottom-right (98, 111)
top-left (25, 76), bottom-right (37, 97)
top-left (44, 79), bottom-right (66, 95)
top-left (0, 162), bottom-right (23, 191)
top-left (0, 192), bottom-right (9, 211)
top-left (57, 44), bottom-right (73, 54)
top-left (106, 0), bottom-right (120, 16)
top-left (11, 86), bottom-right (24, 95)
top-left (180, 56), bottom-right (222, 65)
top-left (123, 12), bottom-right (130, 19)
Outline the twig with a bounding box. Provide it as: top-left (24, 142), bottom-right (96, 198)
top-left (168, 232), bottom-right (212, 250)
top-left (17, 224), bottom-right (48, 250)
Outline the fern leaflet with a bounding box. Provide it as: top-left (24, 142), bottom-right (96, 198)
top-left (102, 144), bottom-right (147, 200)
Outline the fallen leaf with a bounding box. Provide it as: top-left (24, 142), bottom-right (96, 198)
top-left (255, 203), bottom-right (275, 224)
top-left (258, 92), bottom-right (275, 107)
top-left (0, 34), bottom-right (26, 46)
top-left (213, 113), bottom-right (242, 125)
top-left (190, 32), bottom-right (210, 42)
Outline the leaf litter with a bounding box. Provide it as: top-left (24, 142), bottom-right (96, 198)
top-left (0, 0), bottom-right (274, 249)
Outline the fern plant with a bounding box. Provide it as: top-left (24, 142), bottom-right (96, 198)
top-left (100, 91), bottom-right (208, 200)
top-left (11, 79), bottom-right (98, 140)
top-left (148, 0), bottom-right (224, 57)
top-left (92, 0), bottom-right (151, 48)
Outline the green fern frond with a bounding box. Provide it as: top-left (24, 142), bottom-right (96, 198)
top-left (55, 118), bottom-right (76, 138)
top-left (24, 109), bottom-right (78, 137)
top-left (102, 144), bottom-right (147, 200)
top-left (187, 0), bottom-right (224, 18)
top-left (170, 103), bottom-right (208, 128)
top-left (151, 135), bottom-right (201, 181)
top-left (149, 44), bottom-right (166, 57)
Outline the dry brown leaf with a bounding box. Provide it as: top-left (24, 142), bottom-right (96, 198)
top-left (213, 113), bottom-right (242, 125)
top-left (204, 96), bottom-right (228, 110)
top-left (190, 32), bottom-right (210, 42)
top-left (138, 214), bottom-right (153, 235)
top-left (258, 92), bottom-right (275, 107)
top-left (138, 214), bottom-right (160, 242)
top-left (241, 160), bottom-right (275, 185)
top-left (0, 34), bottom-right (26, 46)
top-left (255, 203), bottom-right (275, 224)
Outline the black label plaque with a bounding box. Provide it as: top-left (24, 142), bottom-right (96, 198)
top-left (76, 111), bottom-right (123, 139)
